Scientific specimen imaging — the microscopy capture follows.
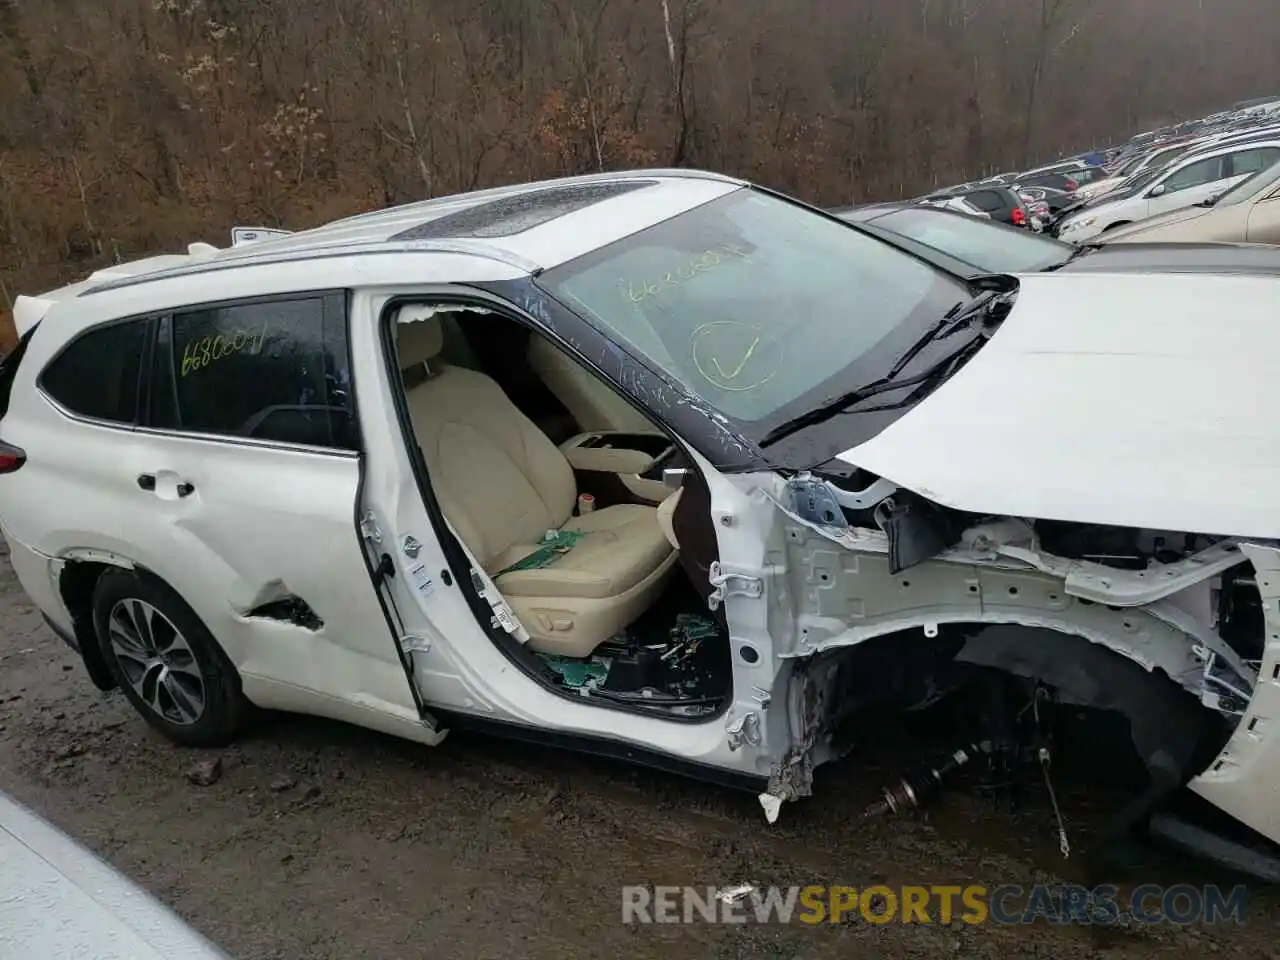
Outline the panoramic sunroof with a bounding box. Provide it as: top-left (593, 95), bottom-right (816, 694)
top-left (390, 181), bottom-right (656, 240)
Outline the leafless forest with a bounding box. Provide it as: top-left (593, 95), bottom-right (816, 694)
top-left (1, 0), bottom-right (1278, 346)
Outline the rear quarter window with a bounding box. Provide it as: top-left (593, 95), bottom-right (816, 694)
top-left (38, 319), bottom-right (150, 424)
top-left (967, 190), bottom-right (1007, 213)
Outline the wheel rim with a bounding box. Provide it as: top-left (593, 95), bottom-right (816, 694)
top-left (107, 599), bottom-right (206, 725)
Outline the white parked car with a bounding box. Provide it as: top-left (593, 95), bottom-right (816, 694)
top-left (1058, 140), bottom-right (1280, 241)
top-left (1075, 139), bottom-right (1205, 204)
top-left (919, 195), bottom-right (992, 219)
top-left (1, 171), bottom-right (1277, 857)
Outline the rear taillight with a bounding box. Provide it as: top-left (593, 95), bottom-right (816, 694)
top-left (0, 441), bottom-right (26, 474)
top-left (1011, 207), bottom-right (1026, 226)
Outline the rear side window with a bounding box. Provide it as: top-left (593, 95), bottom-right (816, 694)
top-left (967, 190), bottom-right (1006, 213)
top-left (149, 293), bottom-right (357, 450)
top-left (1163, 156), bottom-right (1227, 193)
top-left (1230, 146), bottom-right (1280, 177)
top-left (40, 319), bottom-right (149, 424)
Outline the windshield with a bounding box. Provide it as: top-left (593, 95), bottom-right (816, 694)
top-left (1113, 153), bottom-right (1145, 176)
top-left (539, 189), bottom-right (969, 428)
top-left (1214, 157), bottom-right (1280, 206)
top-left (871, 208), bottom-right (1070, 273)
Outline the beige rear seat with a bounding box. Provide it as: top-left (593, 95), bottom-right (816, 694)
top-left (397, 313), bottom-right (677, 658)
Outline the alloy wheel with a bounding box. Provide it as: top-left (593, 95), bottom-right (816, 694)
top-left (106, 598), bottom-right (207, 725)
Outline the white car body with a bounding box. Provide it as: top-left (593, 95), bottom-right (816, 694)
top-left (0, 790), bottom-right (230, 958)
top-left (1059, 140), bottom-right (1280, 241)
top-left (1, 171), bottom-right (1277, 854)
top-left (919, 196), bottom-right (992, 219)
top-left (1077, 140), bottom-right (1207, 203)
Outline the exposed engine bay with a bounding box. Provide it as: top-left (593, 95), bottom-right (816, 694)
top-left (753, 469), bottom-right (1276, 875)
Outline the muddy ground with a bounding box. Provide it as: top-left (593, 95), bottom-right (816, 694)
top-left (1, 538), bottom-right (1277, 960)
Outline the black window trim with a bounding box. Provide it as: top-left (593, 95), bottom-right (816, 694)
top-left (37, 288), bottom-right (362, 459)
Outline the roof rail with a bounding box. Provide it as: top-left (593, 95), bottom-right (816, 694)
top-left (78, 239), bottom-right (539, 297)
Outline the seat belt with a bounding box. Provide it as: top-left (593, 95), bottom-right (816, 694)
top-left (496, 529), bottom-right (585, 576)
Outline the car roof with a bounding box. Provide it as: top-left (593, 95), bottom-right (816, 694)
top-left (193, 170), bottom-right (740, 272)
top-left (1169, 137), bottom-right (1280, 168)
top-left (16, 170), bottom-right (745, 335)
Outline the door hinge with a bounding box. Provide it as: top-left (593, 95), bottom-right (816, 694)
top-left (726, 711), bottom-right (762, 751)
top-left (359, 510), bottom-right (383, 544)
top-left (707, 561), bottom-right (763, 612)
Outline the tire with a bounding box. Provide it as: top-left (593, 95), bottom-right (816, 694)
top-left (92, 568), bottom-right (250, 747)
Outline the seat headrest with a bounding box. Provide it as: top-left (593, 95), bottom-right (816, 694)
top-left (396, 308), bottom-right (444, 370)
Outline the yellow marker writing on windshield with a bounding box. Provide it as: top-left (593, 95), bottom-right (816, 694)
top-left (625, 244), bottom-right (752, 304)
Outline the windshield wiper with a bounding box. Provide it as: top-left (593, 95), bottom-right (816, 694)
top-left (1044, 242), bottom-right (1098, 271)
top-left (758, 294), bottom-right (1007, 449)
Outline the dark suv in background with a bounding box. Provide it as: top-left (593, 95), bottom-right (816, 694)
top-left (921, 184), bottom-right (1034, 228)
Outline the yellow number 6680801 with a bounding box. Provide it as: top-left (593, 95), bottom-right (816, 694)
top-left (179, 325), bottom-right (268, 377)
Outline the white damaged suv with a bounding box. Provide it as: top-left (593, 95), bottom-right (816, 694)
top-left (0, 171), bottom-right (1277, 864)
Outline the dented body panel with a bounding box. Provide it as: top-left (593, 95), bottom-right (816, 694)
top-left (0, 360), bottom-right (435, 744)
top-left (836, 271), bottom-right (1280, 537)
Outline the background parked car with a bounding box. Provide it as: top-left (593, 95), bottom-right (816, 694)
top-left (832, 203), bottom-right (1074, 276)
top-left (919, 184), bottom-right (1033, 228)
top-left (1018, 184), bottom-right (1074, 216)
top-left (918, 195), bottom-right (992, 218)
top-left (1098, 157), bottom-right (1280, 244)
top-left (1057, 139), bottom-right (1280, 241)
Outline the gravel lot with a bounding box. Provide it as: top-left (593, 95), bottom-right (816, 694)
top-left (1, 537), bottom-right (1277, 960)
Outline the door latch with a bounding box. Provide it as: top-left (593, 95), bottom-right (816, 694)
top-left (726, 711), bottom-right (762, 751)
top-left (707, 561), bottom-right (763, 612)
top-left (400, 634), bottom-right (431, 655)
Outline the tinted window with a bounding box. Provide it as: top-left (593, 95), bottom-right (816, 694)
top-left (1216, 158), bottom-right (1280, 206)
top-left (874, 208), bottom-right (1071, 273)
top-left (150, 295), bottom-right (357, 449)
top-left (1230, 146), bottom-right (1280, 176)
top-left (40, 319), bottom-right (148, 423)
top-left (1163, 156), bottom-right (1227, 193)
top-left (967, 190), bottom-right (1006, 213)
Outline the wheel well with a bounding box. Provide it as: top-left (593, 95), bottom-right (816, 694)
top-left (811, 623), bottom-right (1230, 783)
top-left (1101, 220), bottom-right (1132, 232)
top-left (58, 560), bottom-right (118, 691)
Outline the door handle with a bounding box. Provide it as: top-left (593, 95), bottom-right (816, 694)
top-left (137, 473), bottom-right (194, 497)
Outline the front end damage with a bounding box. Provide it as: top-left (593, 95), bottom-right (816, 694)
top-left (754, 470), bottom-right (1276, 859)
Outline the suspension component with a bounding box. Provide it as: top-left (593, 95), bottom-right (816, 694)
top-left (864, 741), bottom-right (990, 818)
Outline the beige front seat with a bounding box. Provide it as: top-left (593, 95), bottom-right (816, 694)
top-left (398, 314), bottom-right (678, 658)
top-left (527, 336), bottom-right (659, 434)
